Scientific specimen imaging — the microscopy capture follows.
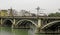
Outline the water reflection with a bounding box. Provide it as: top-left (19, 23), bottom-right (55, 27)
top-left (0, 27), bottom-right (36, 35)
top-left (0, 27), bottom-right (60, 35)
top-left (28, 26), bottom-right (35, 35)
top-left (1, 27), bottom-right (12, 35)
top-left (0, 27), bottom-right (28, 35)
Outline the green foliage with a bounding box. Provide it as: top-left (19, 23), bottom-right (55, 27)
top-left (48, 12), bottom-right (60, 17)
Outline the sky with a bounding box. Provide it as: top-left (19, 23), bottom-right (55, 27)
top-left (0, 0), bottom-right (60, 14)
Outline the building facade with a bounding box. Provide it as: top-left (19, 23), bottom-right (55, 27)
top-left (0, 10), bottom-right (8, 16)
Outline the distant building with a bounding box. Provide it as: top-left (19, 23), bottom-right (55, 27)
top-left (38, 13), bottom-right (47, 16)
top-left (8, 8), bottom-right (18, 16)
top-left (13, 10), bottom-right (18, 16)
top-left (0, 10), bottom-right (8, 16)
top-left (8, 8), bottom-right (13, 16)
top-left (19, 10), bottom-right (32, 16)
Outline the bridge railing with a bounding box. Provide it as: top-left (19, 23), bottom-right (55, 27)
top-left (0, 16), bottom-right (38, 19)
top-left (1, 16), bottom-right (60, 19)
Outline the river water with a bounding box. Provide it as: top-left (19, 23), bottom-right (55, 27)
top-left (0, 27), bottom-right (60, 35)
top-left (0, 27), bottom-right (37, 35)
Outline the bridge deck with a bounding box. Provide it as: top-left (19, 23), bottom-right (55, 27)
top-left (0, 16), bottom-right (60, 19)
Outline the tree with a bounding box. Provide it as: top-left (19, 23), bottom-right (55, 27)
top-left (48, 12), bottom-right (60, 17)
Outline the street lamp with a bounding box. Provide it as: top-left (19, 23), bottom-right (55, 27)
top-left (36, 6), bottom-right (40, 17)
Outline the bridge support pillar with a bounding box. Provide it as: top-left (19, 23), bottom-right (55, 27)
top-left (38, 19), bottom-right (41, 28)
top-left (12, 19), bottom-right (15, 28)
top-left (35, 19), bottom-right (42, 33)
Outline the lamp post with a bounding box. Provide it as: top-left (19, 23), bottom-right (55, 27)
top-left (36, 6), bottom-right (40, 17)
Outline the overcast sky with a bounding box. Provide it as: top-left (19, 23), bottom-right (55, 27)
top-left (0, 0), bottom-right (60, 14)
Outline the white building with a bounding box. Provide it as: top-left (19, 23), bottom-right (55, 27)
top-left (8, 8), bottom-right (18, 16)
top-left (19, 10), bottom-right (32, 16)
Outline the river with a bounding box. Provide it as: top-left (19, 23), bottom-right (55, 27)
top-left (0, 27), bottom-right (60, 35)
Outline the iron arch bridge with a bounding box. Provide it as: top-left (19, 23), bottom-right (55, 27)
top-left (0, 16), bottom-right (39, 28)
top-left (41, 20), bottom-right (60, 29)
top-left (15, 19), bottom-right (37, 28)
top-left (41, 20), bottom-right (60, 33)
top-left (1, 16), bottom-right (60, 33)
top-left (2, 19), bottom-right (13, 27)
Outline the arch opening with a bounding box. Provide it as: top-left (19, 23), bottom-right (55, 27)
top-left (3, 20), bottom-right (12, 27)
top-left (16, 20), bottom-right (36, 29)
top-left (42, 22), bottom-right (60, 33)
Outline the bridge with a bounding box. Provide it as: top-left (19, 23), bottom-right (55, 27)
top-left (0, 16), bottom-right (60, 33)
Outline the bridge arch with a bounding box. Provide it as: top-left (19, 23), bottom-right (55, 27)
top-left (2, 19), bottom-right (13, 27)
top-left (16, 19), bottom-right (37, 28)
top-left (41, 20), bottom-right (60, 30)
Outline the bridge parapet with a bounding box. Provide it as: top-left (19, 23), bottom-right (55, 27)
top-left (1, 16), bottom-right (60, 19)
top-left (0, 16), bottom-right (37, 19)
